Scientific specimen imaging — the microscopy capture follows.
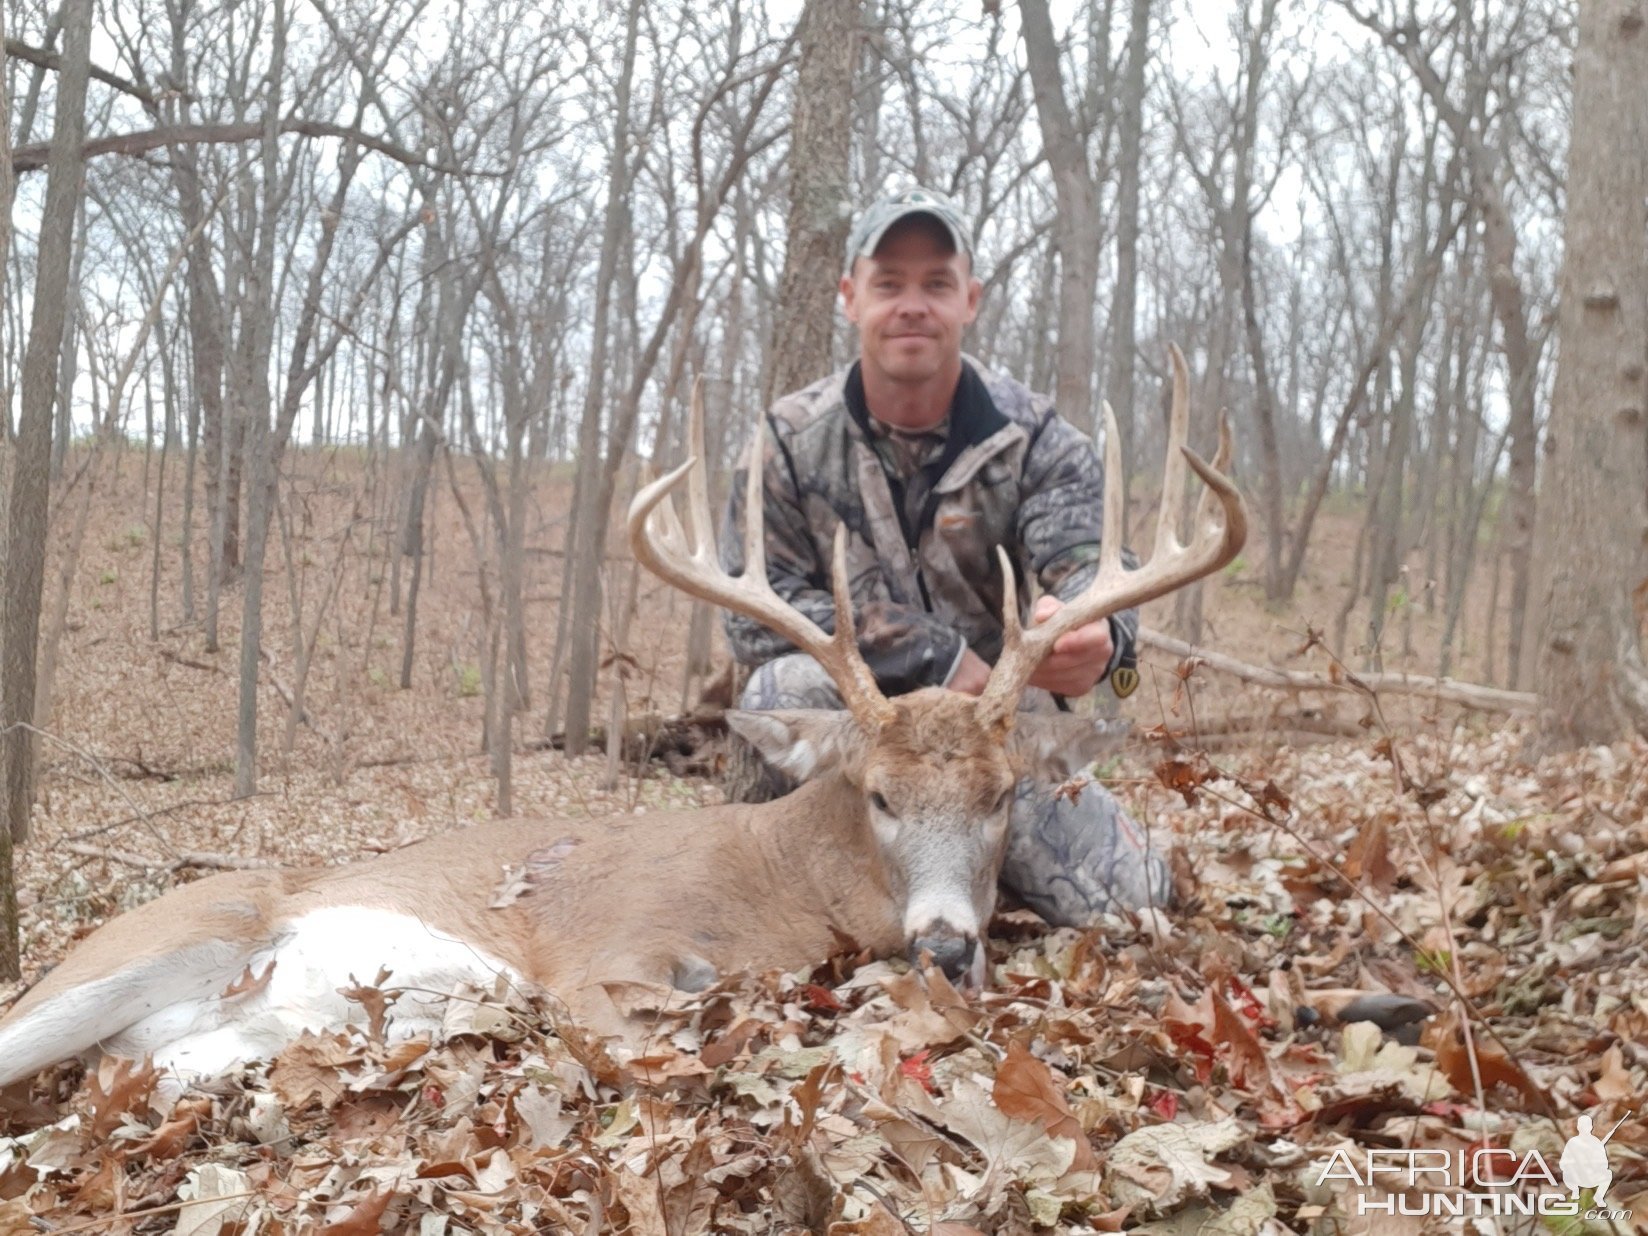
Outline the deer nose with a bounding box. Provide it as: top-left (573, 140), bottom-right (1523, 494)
top-left (908, 931), bottom-right (976, 981)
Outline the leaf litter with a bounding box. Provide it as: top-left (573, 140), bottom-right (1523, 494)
top-left (2, 722), bottom-right (1645, 1232)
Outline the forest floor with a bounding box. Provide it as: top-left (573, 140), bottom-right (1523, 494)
top-left (0, 443), bottom-right (1642, 1233)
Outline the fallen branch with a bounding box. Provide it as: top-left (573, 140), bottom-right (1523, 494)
top-left (61, 841), bottom-right (276, 871)
top-left (160, 648), bottom-right (222, 674)
top-left (1138, 627), bottom-right (1537, 713)
top-left (1144, 708), bottom-right (1366, 750)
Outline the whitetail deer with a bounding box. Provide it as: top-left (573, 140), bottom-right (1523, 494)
top-left (0, 346), bottom-right (1244, 1091)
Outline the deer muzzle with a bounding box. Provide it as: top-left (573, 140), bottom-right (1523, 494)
top-left (907, 928), bottom-right (977, 982)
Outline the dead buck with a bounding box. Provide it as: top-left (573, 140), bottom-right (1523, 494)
top-left (0, 346), bottom-right (1244, 1090)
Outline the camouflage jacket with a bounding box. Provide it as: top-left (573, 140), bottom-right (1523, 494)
top-left (719, 356), bottom-right (1139, 698)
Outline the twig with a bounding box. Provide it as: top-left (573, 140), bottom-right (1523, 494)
top-left (159, 647), bottom-right (223, 674)
top-left (1169, 633), bottom-right (1562, 1130)
top-left (46, 1192), bottom-right (259, 1235)
top-left (62, 796), bottom-right (238, 844)
top-left (1303, 636), bottom-right (1509, 1136)
top-left (3, 723), bottom-right (181, 859)
top-left (60, 841), bottom-right (276, 871)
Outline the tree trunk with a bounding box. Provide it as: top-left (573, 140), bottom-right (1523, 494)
top-left (0, 0), bottom-right (22, 979)
top-left (764, 0), bottom-right (859, 407)
top-left (1529, 0), bottom-right (1648, 747)
top-left (1239, 227), bottom-right (1286, 601)
top-left (1020, 0), bottom-right (1102, 434)
top-left (560, 0), bottom-right (641, 757)
top-left (0, 0), bottom-right (92, 979)
top-left (49, 240), bottom-right (83, 481)
top-left (1107, 0), bottom-right (1151, 526)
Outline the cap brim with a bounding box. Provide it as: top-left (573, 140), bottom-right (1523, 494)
top-left (849, 209), bottom-right (968, 270)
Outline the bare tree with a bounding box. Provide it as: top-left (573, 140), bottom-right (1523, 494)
top-left (1346, 0), bottom-right (1553, 688)
top-left (561, 12), bottom-right (789, 756)
top-left (557, 0), bottom-right (643, 758)
top-left (1529, 0), bottom-right (1648, 747)
top-left (1167, 0), bottom-right (1298, 623)
top-left (1106, 0), bottom-right (1151, 521)
top-left (764, 0), bottom-right (859, 406)
top-left (0, 0), bottom-right (20, 981)
top-left (2, 0), bottom-right (93, 883)
top-left (1018, 0), bottom-right (1109, 435)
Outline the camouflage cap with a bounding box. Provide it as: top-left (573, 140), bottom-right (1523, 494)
top-left (844, 187), bottom-right (974, 274)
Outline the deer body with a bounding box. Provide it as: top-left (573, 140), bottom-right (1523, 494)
top-left (0, 773), bottom-right (908, 1087)
top-left (0, 346), bottom-right (1245, 1094)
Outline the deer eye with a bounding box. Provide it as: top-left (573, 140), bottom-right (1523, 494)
top-left (870, 791), bottom-right (893, 816)
top-left (992, 787), bottom-right (1015, 815)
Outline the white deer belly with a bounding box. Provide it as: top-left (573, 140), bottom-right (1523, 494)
top-left (105, 906), bottom-right (524, 1081)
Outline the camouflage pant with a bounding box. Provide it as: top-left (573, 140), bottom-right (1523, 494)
top-left (739, 654), bottom-right (1172, 926)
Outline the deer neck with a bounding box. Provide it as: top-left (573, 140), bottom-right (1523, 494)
top-left (753, 772), bottom-right (903, 954)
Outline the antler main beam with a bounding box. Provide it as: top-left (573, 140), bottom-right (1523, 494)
top-left (977, 344), bottom-right (1249, 725)
top-left (627, 381), bottom-right (894, 728)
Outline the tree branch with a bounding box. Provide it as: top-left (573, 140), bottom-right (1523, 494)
top-left (4, 37), bottom-right (158, 106)
top-left (12, 117), bottom-right (483, 176)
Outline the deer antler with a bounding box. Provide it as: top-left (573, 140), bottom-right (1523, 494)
top-left (977, 343), bottom-right (1248, 727)
top-left (628, 380), bottom-right (896, 728)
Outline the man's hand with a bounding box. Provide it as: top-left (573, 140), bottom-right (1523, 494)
top-left (1026, 595), bottom-right (1113, 697)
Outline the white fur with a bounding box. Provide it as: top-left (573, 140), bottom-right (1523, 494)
top-left (0, 940), bottom-right (252, 1086)
top-left (4, 907), bottom-right (524, 1087)
top-left (901, 891), bottom-right (981, 942)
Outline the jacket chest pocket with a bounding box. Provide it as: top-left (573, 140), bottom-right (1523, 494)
top-left (930, 475), bottom-right (1017, 582)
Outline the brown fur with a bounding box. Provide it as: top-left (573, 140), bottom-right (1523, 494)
top-left (0, 686), bottom-right (1105, 1082)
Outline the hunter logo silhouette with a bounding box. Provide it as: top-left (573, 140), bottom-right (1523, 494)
top-left (1560, 1113), bottom-right (1628, 1203)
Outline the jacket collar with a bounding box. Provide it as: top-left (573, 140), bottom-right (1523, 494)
top-left (840, 358), bottom-right (1009, 461)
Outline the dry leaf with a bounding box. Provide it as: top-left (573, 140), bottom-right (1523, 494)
top-left (1342, 813), bottom-right (1396, 892)
top-left (319, 1186), bottom-right (394, 1235)
top-left (1426, 1012), bottom-right (1544, 1109)
top-left (221, 960), bottom-right (277, 999)
top-left (828, 1202), bottom-right (905, 1235)
top-left (338, 969), bottom-right (395, 1039)
top-left (0, 1200), bottom-right (34, 1236)
top-left (992, 1042), bottom-right (1095, 1170)
top-left (174, 1163), bottom-right (257, 1236)
top-left (269, 1031), bottom-right (359, 1109)
top-left (1102, 1119), bottom-right (1245, 1216)
top-left (1593, 1043), bottom-right (1634, 1103)
top-left (128, 1096), bottom-right (210, 1159)
top-left (85, 1055), bottom-right (162, 1137)
top-left (514, 1083), bottom-right (578, 1148)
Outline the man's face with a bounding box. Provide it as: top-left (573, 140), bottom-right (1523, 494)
top-left (840, 218), bottom-right (982, 387)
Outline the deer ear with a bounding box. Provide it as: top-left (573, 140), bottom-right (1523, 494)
top-left (726, 710), bottom-right (867, 781)
top-left (1007, 716), bottom-right (1129, 782)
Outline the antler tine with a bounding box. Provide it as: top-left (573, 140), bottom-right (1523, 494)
top-left (975, 343), bottom-right (1248, 727)
top-left (627, 403), bottom-right (893, 728)
top-left (825, 524), bottom-right (893, 720)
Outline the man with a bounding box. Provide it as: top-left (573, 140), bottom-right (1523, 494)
top-left (719, 187), bottom-right (1169, 925)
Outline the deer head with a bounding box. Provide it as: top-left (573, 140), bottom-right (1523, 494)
top-left (628, 346), bottom-right (1247, 979)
